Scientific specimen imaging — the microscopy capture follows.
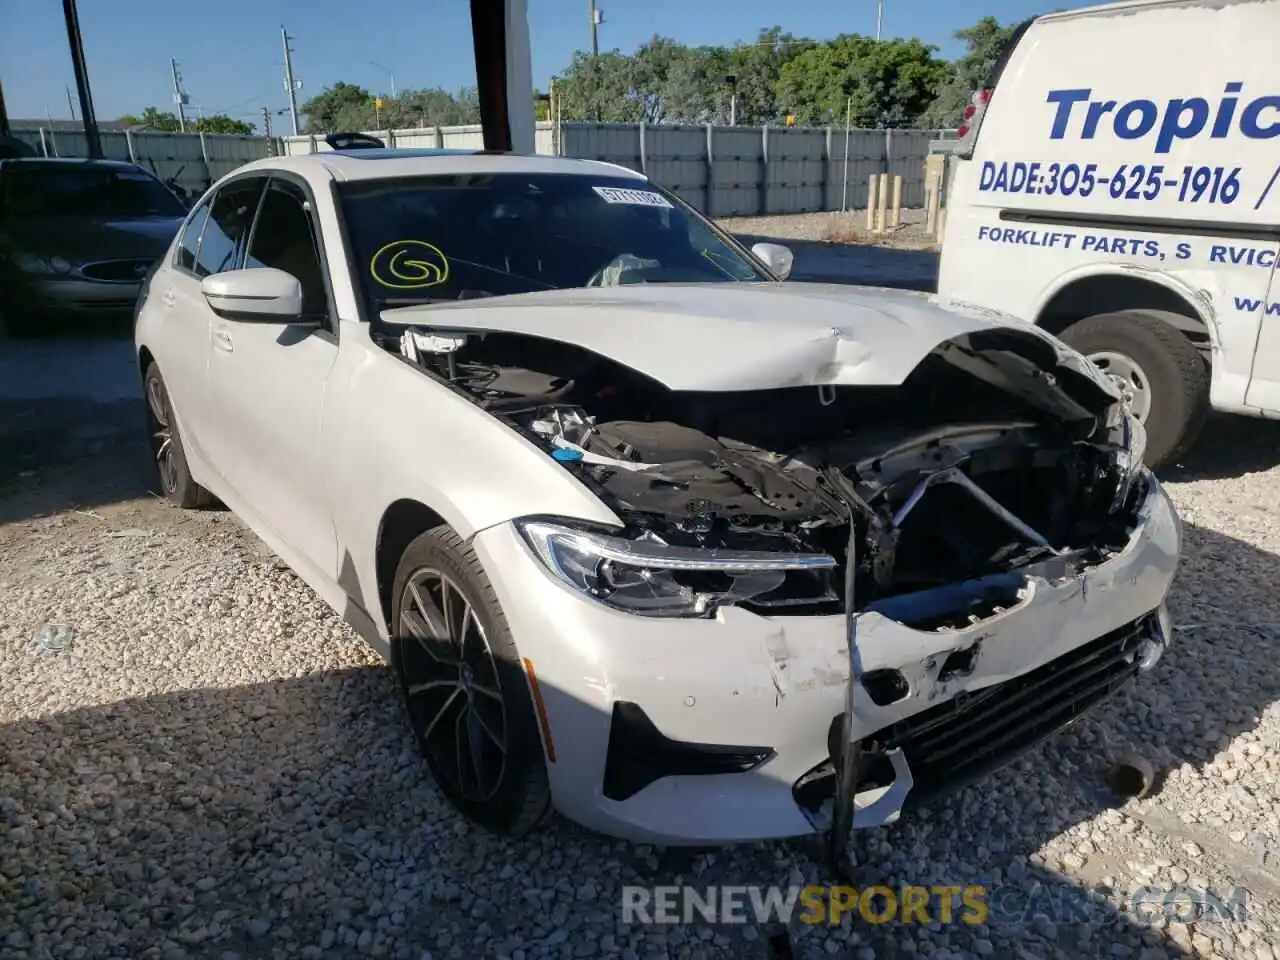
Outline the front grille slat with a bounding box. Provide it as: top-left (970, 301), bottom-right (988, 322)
top-left (79, 259), bottom-right (152, 283)
top-left (903, 633), bottom-right (1142, 759)
top-left (857, 613), bottom-right (1154, 801)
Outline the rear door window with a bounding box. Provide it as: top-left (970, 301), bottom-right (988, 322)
top-left (195, 177), bottom-right (267, 277)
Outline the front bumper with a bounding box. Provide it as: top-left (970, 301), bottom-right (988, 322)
top-left (472, 474), bottom-right (1180, 846)
top-left (27, 277), bottom-right (142, 315)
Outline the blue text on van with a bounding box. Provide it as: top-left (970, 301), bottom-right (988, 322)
top-left (1047, 84), bottom-right (1280, 153)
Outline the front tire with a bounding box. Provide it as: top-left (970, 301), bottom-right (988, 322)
top-left (1056, 309), bottom-right (1209, 470)
top-left (391, 527), bottom-right (552, 836)
top-left (143, 362), bottom-right (214, 508)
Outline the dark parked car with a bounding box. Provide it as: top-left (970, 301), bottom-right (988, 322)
top-left (0, 158), bottom-right (188, 329)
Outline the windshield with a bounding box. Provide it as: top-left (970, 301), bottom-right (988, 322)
top-left (338, 172), bottom-right (770, 313)
top-left (0, 164), bottom-right (187, 218)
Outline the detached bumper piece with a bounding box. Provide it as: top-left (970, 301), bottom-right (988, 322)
top-left (602, 701), bottom-right (775, 802)
top-left (796, 610), bottom-right (1163, 818)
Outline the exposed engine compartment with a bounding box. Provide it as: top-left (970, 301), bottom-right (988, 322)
top-left (387, 323), bottom-right (1142, 616)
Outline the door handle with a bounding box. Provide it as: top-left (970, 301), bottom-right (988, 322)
top-left (213, 327), bottom-right (234, 353)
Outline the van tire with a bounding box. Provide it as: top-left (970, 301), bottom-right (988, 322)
top-left (1056, 310), bottom-right (1209, 470)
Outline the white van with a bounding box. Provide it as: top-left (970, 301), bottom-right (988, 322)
top-left (935, 0), bottom-right (1279, 468)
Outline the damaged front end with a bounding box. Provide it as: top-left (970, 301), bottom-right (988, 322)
top-left (387, 317), bottom-right (1173, 860)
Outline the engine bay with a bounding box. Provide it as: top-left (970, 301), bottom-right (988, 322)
top-left (386, 324), bottom-right (1141, 616)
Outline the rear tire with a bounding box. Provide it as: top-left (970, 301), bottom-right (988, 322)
top-left (390, 526), bottom-right (552, 837)
top-left (143, 362), bottom-right (214, 508)
top-left (1056, 310), bottom-right (1209, 470)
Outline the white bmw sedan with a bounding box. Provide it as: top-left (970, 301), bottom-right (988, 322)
top-left (134, 141), bottom-right (1181, 848)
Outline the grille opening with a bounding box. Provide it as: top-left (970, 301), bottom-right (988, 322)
top-left (937, 644), bottom-right (979, 682)
top-left (862, 669), bottom-right (910, 706)
top-left (795, 613), bottom-right (1155, 814)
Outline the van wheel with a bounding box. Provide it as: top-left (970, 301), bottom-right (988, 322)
top-left (1056, 310), bottom-right (1209, 470)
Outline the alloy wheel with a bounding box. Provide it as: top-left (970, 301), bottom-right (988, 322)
top-left (398, 568), bottom-right (509, 802)
top-left (145, 374), bottom-right (180, 495)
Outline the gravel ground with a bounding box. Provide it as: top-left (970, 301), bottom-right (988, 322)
top-left (4, 349), bottom-right (1280, 959)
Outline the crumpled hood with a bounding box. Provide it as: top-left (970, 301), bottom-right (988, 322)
top-left (383, 282), bottom-right (1120, 406)
top-left (3, 215), bottom-right (182, 262)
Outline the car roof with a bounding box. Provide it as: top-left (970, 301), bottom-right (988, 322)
top-left (1035, 0), bottom-right (1254, 23)
top-left (0, 157), bottom-right (150, 172)
top-left (235, 148), bottom-right (647, 184)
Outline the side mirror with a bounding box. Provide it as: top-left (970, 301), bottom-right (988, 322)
top-left (201, 268), bottom-right (307, 322)
top-left (751, 241), bottom-right (794, 281)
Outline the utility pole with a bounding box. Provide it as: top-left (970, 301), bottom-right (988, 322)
top-left (589, 0), bottom-right (601, 56)
top-left (61, 0), bottom-right (101, 157)
top-left (281, 25), bottom-right (302, 136)
top-left (65, 86), bottom-right (76, 120)
top-left (170, 58), bottom-right (189, 132)
top-left (261, 105), bottom-right (272, 138)
top-left (875, 0), bottom-right (884, 41)
top-left (370, 61), bottom-right (396, 98)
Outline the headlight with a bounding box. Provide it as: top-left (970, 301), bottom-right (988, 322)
top-left (14, 253), bottom-right (52, 275)
top-left (516, 518), bottom-right (838, 618)
top-left (48, 255), bottom-right (73, 274)
top-left (1110, 411), bottom-right (1147, 514)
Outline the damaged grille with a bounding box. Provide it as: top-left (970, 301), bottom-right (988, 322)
top-left (795, 612), bottom-right (1153, 812)
top-left (79, 259), bottom-right (152, 283)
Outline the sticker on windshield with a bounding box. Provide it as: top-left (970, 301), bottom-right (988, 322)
top-left (370, 239), bottom-right (450, 290)
top-left (592, 186), bottom-right (673, 209)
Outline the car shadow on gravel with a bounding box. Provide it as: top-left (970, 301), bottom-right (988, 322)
top-left (1163, 413), bottom-right (1280, 483)
top-left (4, 518), bottom-right (1276, 959)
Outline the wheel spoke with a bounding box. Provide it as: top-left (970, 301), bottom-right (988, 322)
top-left (407, 678), bottom-right (460, 698)
top-left (469, 682), bottom-right (503, 703)
top-left (402, 583), bottom-right (459, 666)
top-left (454, 707), bottom-right (479, 797)
top-left (421, 686), bottom-right (464, 741)
top-left (466, 702), bottom-right (506, 754)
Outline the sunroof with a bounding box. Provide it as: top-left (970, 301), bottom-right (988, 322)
top-left (329, 147), bottom-right (484, 160)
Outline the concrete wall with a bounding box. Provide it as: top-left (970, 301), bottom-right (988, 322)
top-left (282, 122), bottom-right (957, 216)
top-left (13, 122), bottom-right (955, 217)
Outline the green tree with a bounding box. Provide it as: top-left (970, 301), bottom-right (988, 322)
top-left (117, 107), bottom-right (182, 131)
top-left (300, 81), bottom-right (377, 133)
top-left (920, 17), bottom-right (1019, 128)
top-left (555, 50), bottom-right (646, 122)
top-left (192, 114), bottom-right (255, 135)
top-left (723, 27), bottom-right (816, 125)
top-left (776, 35), bottom-right (948, 127)
top-left (391, 87), bottom-right (482, 128)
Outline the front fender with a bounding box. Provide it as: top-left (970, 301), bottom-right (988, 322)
top-left (326, 337), bottom-right (621, 635)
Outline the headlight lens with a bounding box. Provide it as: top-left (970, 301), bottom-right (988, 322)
top-left (48, 255), bottom-right (73, 274)
top-left (1110, 411), bottom-right (1147, 514)
top-left (14, 253), bottom-right (52, 275)
top-left (516, 519), bottom-right (838, 618)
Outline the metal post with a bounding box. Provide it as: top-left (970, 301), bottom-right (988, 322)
top-left (589, 0), bottom-right (599, 55)
top-left (61, 0), bottom-right (102, 158)
top-left (282, 26), bottom-right (301, 136)
top-left (65, 86), bottom-right (76, 121)
top-left (875, 0), bottom-right (884, 41)
top-left (841, 96), bottom-right (852, 212)
top-left (170, 58), bottom-right (187, 132)
top-left (262, 106), bottom-right (272, 138)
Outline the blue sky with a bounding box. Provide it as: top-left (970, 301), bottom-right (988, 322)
top-left (2, 0), bottom-right (1062, 125)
